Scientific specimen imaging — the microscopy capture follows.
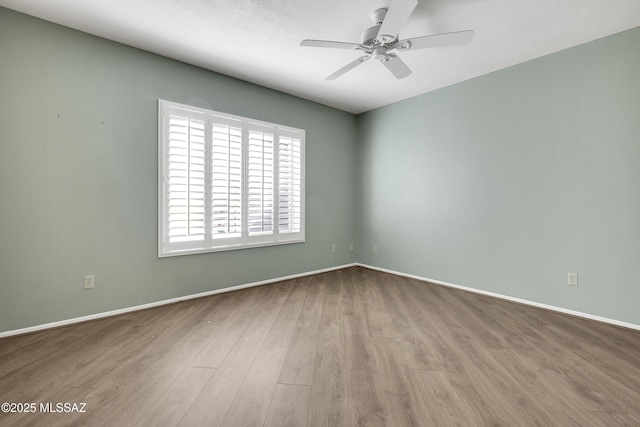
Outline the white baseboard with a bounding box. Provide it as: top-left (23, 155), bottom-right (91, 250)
top-left (0, 263), bottom-right (358, 339)
top-left (358, 263), bottom-right (640, 332)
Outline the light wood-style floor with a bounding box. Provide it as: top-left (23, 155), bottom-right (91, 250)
top-left (1, 266), bottom-right (640, 426)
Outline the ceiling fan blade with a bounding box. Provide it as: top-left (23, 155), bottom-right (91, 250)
top-left (377, 0), bottom-right (418, 41)
top-left (383, 54), bottom-right (412, 79)
top-left (326, 56), bottom-right (370, 80)
top-left (400, 30), bottom-right (474, 50)
top-left (300, 39), bottom-right (364, 50)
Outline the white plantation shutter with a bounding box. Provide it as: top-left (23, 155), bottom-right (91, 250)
top-left (211, 117), bottom-right (243, 243)
top-left (247, 126), bottom-right (274, 238)
top-left (163, 107), bottom-right (207, 252)
top-left (278, 131), bottom-right (303, 234)
top-left (159, 100), bottom-right (304, 257)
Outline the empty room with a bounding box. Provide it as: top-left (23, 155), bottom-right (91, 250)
top-left (1, 0), bottom-right (640, 425)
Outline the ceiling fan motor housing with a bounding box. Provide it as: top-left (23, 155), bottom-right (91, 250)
top-left (371, 7), bottom-right (387, 24)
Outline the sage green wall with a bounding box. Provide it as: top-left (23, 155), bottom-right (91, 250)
top-left (0, 7), bottom-right (357, 333)
top-left (357, 26), bottom-right (640, 325)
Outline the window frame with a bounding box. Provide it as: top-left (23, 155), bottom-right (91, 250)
top-left (158, 100), bottom-right (305, 257)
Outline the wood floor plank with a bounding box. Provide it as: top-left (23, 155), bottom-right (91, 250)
top-left (177, 282), bottom-right (293, 426)
top-left (189, 287), bottom-right (270, 368)
top-left (77, 349), bottom-right (188, 425)
top-left (278, 275), bottom-right (324, 386)
top-left (510, 338), bottom-right (640, 414)
top-left (489, 348), bottom-right (599, 426)
top-left (135, 366), bottom-right (216, 427)
top-left (392, 276), bottom-right (526, 425)
top-left (391, 275), bottom-right (468, 372)
top-left (0, 336), bottom-right (114, 400)
top-left (135, 296), bottom-right (234, 362)
top-left (369, 338), bottom-right (425, 427)
top-left (352, 269), bottom-right (396, 339)
top-left (263, 384), bottom-right (311, 427)
top-left (0, 329), bottom-right (73, 363)
top-left (77, 318), bottom-right (138, 347)
top-left (539, 320), bottom-right (640, 394)
top-left (47, 343), bottom-right (121, 391)
top-left (445, 320), bottom-right (565, 426)
top-left (343, 315), bottom-right (389, 426)
top-left (372, 272), bottom-right (442, 370)
top-left (408, 369), bottom-right (477, 427)
top-left (587, 411), bottom-right (640, 427)
top-left (220, 280), bottom-right (307, 427)
top-left (307, 277), bottom-right (348, 427)
top-left (0, 331), bottom-right (84, 386)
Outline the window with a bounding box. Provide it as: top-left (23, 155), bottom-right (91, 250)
top-left (158, 100), bottom-right (304, 257)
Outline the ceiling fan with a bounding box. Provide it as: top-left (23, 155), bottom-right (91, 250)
top-left (300, 0), bottom-right (474, 80)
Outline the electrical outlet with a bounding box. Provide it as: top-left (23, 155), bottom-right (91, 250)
top-left (331, 244), bottom-right (337, 253)
top-left (350, 242), bottom-right (354, 251)
top-left (567, 272), bottom-right (578, 286)
top-left (83, 275), bottom-right (95, 290)
top-left (372, 244), bottom-right (378, 253)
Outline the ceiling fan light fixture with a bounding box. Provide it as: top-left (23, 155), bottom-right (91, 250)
top-left (374, 46), bottom-right (389, 62)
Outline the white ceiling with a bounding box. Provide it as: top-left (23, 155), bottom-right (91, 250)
top-left (2, 0), bottom-right (640, 114)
